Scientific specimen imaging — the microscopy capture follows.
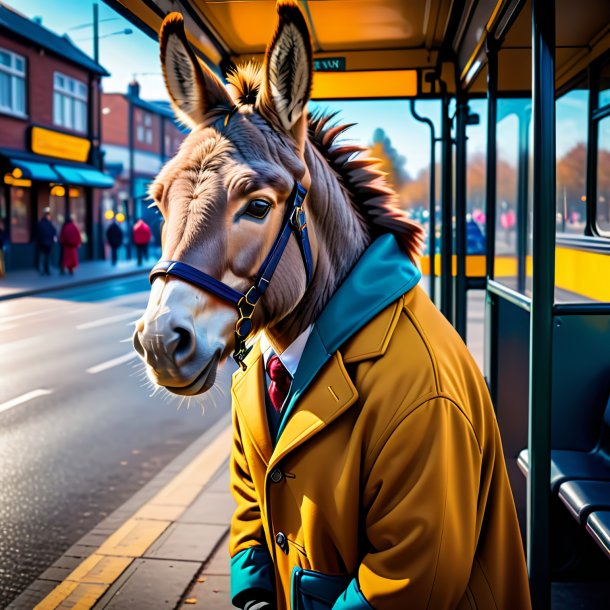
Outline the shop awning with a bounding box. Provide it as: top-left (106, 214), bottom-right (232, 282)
top-left (9, 158), bottom-right (59, 181)
top-left (53, 165), bottom-right (114, 188)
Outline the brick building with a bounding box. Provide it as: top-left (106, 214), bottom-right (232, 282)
top-left (0, 2), bottom-right (114, 270)
top-left (101, 82), bottom-right (186, 257)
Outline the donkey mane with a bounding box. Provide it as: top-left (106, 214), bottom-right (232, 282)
top-left (227, 64), bottom-right (423, 261)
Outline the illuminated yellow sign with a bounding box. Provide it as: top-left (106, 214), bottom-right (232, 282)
top-left (4, 174), bottom-right (32, 187)
top-left (50, 185), bottom-right (66, 197)
top-left (30, 126), bottom-right (91, 163)
top-left (311, 69), bottom-right (418, 100)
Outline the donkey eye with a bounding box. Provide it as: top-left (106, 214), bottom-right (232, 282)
top-left (244, 199), bottom-right (271, 220)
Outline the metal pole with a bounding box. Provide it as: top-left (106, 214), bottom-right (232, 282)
top-left (517, 111), bottom-right (531, 293)
top-left (127, 93), bottom-right (134, 260)
top-left (455, 96), bottom-right (468, 340)
top-left (528, 1), bottom-right (555, 608)
top-left (439, 81), bottom-right (453, 323)
top-left (485, 42), bottom-right (498, 281)
top-left (484, 40), bottom-right (499, 399)
top-left (409, 99), bottom-right (436, 305)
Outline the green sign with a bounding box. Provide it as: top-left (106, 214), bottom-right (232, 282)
top-left (314, 57), bottom-right (346, 72)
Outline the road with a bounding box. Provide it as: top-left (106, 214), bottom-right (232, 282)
top-left (0, 275), bottom-right (232, 607)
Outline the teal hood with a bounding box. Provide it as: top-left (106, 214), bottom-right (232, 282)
top-left (276, 233), bottom-right (421, 439)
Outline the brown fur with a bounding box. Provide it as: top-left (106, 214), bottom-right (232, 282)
top-left (153, 3), bottom-right (423, 353)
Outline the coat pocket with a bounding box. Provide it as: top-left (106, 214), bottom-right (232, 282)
top-left (291, 567), bottom-right (351, 610)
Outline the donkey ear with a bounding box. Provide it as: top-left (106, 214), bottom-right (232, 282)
top-left (259, 1), bottom-right (313, 134)
top-left (159, 12), bottom-right (232, 128)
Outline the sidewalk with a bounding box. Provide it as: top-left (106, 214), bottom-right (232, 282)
top-left (11, 415), bottom-right (235, 610)
top-left (0, 258), bottom-right (150, 301)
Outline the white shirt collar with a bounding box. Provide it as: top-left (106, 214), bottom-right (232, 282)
top-left (260, 325), bottom-right (313, 378)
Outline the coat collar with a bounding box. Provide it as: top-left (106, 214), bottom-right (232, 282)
top-left (231, 234), bottom-right (421, 463)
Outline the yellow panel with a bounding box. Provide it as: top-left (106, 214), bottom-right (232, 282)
top-left (312, 70), bottom-right (417, 99)
top-left (555, 247), bottom-right (610, 302)
top-left (30, 127), bottom-right (91, 163)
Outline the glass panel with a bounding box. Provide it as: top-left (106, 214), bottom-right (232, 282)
top-left (14, 56), bottom-right (24, 73)
top-left (495, 98), bottom-right (531, 291)
top-left (74, 100), bottom-right (86, 132)
top-left (597, 115), bottom-right (610, 232)
top-left (599, 61), bottom-right (610, 109)
top-left (556, 89), bottom-right (588, 235)
top-left (77, 82), bottom-right (87, 99)
top-left (0, 50), bottom-right (10, 67)
top-left (14, 76), bottom-right (25, 114)
top-left (55, 73), bottom-right (65, 90)
top-left (53, 91), bottom-right (62, 125)
top-left (10, 185), bottom-right (31, 244)
top-left (0, 71), bottom-right (11, 108)
top-left (466, 98), bottom-right (487, 257)
top-left (63, 95), bottom-right (72, 128)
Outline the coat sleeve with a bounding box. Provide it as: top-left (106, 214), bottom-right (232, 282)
top-left (333, 396), bottom-right (482, 610)
top-left (229, 407), bottom-right (275, 608)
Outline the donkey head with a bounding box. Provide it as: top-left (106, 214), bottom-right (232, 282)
top-left (134, 1), bottom-right (318, 395)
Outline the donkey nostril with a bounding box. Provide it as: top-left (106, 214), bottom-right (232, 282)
top-left (173, 326), bottom-right (195, 365)
top-left (133, 330), bottom-right (145, 357)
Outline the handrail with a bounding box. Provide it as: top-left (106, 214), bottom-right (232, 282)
top-left (487, 279), bottom-right (532, 312)
top-left (553, 302), bottom-right (610, 315)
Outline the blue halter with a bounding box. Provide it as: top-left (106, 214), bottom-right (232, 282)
top-left (149, 181), bottom-right (313, 369)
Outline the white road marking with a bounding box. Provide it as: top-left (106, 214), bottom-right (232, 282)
top-left (76, 310), bottom-right (143, 331)
top-left (0, 335), bottom-right (43, 352)
top-left (0, 388), bottom-right (53, 415)
top-left (86, 352), bottom-right (138, 374)
top-left (0, 308), bottom-right (55, 324)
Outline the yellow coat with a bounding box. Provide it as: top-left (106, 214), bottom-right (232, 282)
top-left (229, 235), bottom-right (531, 610)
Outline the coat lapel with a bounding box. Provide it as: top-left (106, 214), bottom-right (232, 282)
top-left (269, 351), bottom-right (358, 470)
top-left (231, 343), bottom-right (274, 464)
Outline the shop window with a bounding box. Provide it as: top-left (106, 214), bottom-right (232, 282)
top-left (68, 187), bottom-right (87, 242)
top-left (597, 115), bottom-right (610, 233)
top-left (556, 88), bottom-right (588, 235)
top-left (10, 185), bottom-right (31, 244)
top-left (0, 47), bottom-right (26, 117)
top-left (53, 72), bottom-right (87, 133)
top-left (49, 184), bottom-right (66, 227)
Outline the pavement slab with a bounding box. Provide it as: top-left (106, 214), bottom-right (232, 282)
top-left (147, 523), bottom-right (228, 563)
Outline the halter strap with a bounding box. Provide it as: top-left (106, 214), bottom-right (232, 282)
top-left (149, 181), bottom-right (312, 369)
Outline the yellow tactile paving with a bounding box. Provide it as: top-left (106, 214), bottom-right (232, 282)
top-left (97, 519), bottom-right (171, 557)
top-left (68, 554), bottom-right (132, 585)
top-left (35, 424), bottom-right (232, 609)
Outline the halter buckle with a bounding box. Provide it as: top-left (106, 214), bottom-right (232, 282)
top-left (290, 206), bottom-right (307, 234)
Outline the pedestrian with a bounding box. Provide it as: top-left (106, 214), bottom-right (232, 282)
top-left (59, 216), bottom-right (82, 275)
top-left (132, 218), bottom-right (151, 266)
top-left (36, 207), bottom-right (57, 276)
top-left (0, 219), bottom-right (6, 277)
top-left (106, 219), bottom-right (123, 266)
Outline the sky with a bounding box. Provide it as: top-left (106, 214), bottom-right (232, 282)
top-left (8, 0), bottom-right (583, 177)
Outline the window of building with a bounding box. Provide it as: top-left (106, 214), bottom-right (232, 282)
top-left (597, 115), bottom-right (610, 233)
top-left (68, 187), bottom-right (87, 241)
top-left (137, 111), bottom-right (153, 144)
top-left (10, 185), bottom-right (31, 244)
top-left (53, 72), bottom-right (87, 133)
top-left (0, 48), bottom-right (26, 116)
top-left (556, 88), bottom-right (589, 235)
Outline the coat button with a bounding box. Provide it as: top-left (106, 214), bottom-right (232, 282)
top-left (275, 532), bottom-right (288, 554)
top-left (269, 468), bottom-right (284, 483)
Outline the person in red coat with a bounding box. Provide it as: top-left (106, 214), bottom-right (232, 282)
top-left (59, 216), bottom-right (82, 275)
top-left (132, 218), bottom-right (152, 266)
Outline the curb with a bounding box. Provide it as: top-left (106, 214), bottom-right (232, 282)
top-left (0, 268), bottom-right (149, 302)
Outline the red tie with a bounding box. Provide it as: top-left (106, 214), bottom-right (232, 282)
top-left (266, 355), bottom-right (292, 413)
